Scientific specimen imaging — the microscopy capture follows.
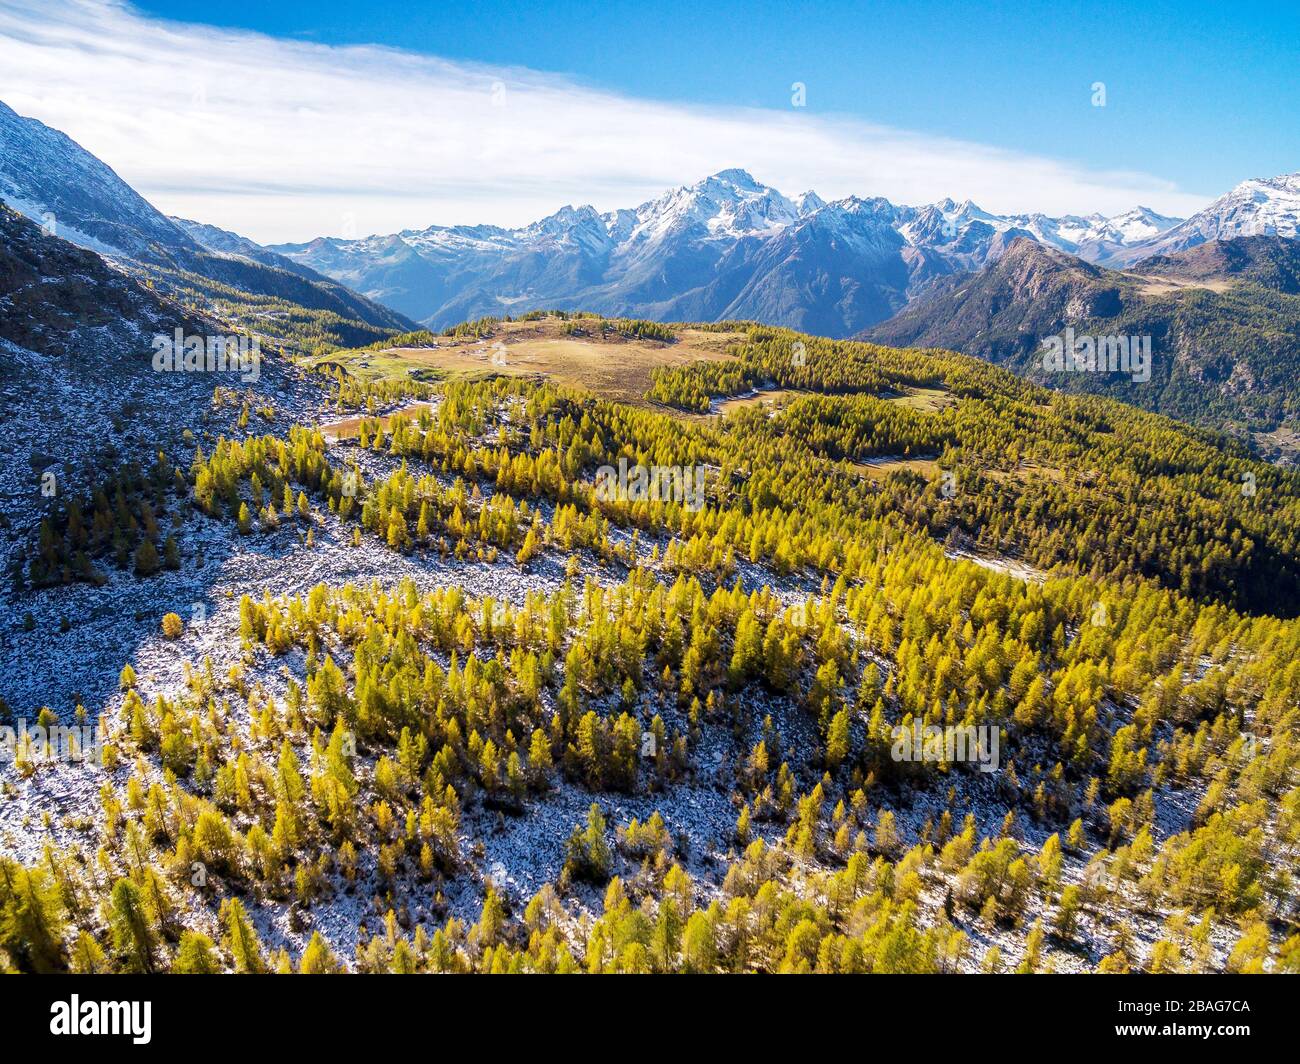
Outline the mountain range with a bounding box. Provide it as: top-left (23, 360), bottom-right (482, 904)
top-left (265, 169), bottom-right (1198, 335)
top-left (1105, 173), bottom-right (1300, 264)
top-left (268, 166), bottom-right (1300, 341)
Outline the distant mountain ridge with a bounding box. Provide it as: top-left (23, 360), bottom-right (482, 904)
top-left (267, 165), bottom-right (1300, 338)
top-left (7, 90), bottom-right (1299, 374)
top-left (267, 169), bottom-right (1197, 334)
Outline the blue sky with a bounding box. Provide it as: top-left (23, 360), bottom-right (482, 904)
top-left (1, 0), bottom-right (1294, 241)
top-left (135, 0), bottom-right (1300, 197)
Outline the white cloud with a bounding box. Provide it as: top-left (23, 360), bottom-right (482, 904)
top-left (0, 0), bottom-right (1211, 243)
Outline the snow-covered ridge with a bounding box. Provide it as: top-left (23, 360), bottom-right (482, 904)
top-left (1135, 173), bottom-right (1300, 256)
top-left (0, 99), bottom-right (194, 261)
top-left (274, 168), bottom-right (1187, 265)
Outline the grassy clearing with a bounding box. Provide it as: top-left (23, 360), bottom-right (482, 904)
top-left (849, 456), bottom-right (941, 481)
top-left (319, 403), bottom-right (436, 442)
top-left (1132, 275), bottom-right (1235, 296)
top-left (883, 386), bottom-right (954, 411)
top-left (986, 460), bottom-right (1067, 485)
top-left (1252, 423), bottom-right (1300, 463)
top-left (312, 317), bottom-right (746, 409)
top-left (717, 384), bottom-right (955, 419)
top-left (714, 388), bottom-right (803, 416)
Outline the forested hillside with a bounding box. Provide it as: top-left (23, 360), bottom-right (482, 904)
top-left (3, 298), bottom-right (1299, 974)
top-left (860, 236), bottom-right (1300, 438)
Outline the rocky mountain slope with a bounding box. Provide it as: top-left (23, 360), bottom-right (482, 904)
top-left (859, 235), bottom-right (1300, 436)
top-left (0, 99), bottom-right (415, 345)
top-left (0, 202), bottom-right (194, 555)
top-left (0, 202), bottom-right (331, 586)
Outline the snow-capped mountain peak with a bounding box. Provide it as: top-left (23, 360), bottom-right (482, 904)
top-left (628, 169), bottom-right (800, 243)
top-left (1184, 173), bottom-right (1300, 240)
top-left (1105, 206), bottom-right (1184, 243)
top-left (793, 190), bottom-right (826, 215)
top-left (521, 204), bottom-right (610, 251)
top-left (1107, 173), bottom-right (1300, 262)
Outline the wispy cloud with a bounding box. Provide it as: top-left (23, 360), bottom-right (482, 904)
top-left (0, 0), bottom-right (1211, 243)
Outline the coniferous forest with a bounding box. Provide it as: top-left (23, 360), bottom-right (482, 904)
top-left (6, 315), bottom-right (1300, 982)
